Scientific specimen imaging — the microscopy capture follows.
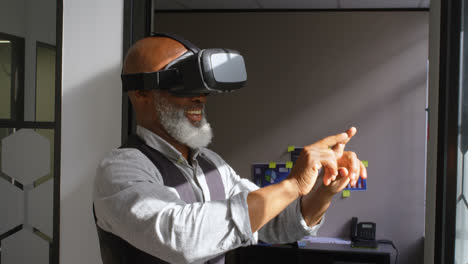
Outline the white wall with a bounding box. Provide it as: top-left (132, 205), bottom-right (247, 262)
top-left (61, 0), bottom-right (123, 263)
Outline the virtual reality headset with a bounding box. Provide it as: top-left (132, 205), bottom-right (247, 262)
top-left (121, 32), bottom-right (247, 97)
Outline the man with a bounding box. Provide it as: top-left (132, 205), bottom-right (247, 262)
top-left (93, 34), bottom-right (367, 264)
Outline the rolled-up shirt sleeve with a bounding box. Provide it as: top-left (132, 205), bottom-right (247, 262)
top-left (223, 163), bottom-right (323, 244)
top-left (258, 198), bottom-right (323, 243)
top-left (94, 149), bottom-right (257, 264)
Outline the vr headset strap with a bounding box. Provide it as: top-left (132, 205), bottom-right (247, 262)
top-left (121, 69), bottom-right (181, 92)
top-left (151, 32), bottom-right (201, 54)
top-left (121, 32), bottom-right (201, 93)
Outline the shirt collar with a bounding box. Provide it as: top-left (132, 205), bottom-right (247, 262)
top-left (136, 125), bottom-right (202, 163)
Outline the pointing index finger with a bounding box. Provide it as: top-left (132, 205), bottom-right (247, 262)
top-left (319, 132), bottom-right (349, 148)
top-left (344, 127), bottom-right (357, 144)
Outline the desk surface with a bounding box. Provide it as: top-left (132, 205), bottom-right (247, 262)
top-left (300, 242), bottom-right (396, 264)
top-left (302, 241), bottom-right (394, 254)
top-left (232, 241), bottom-right (396, 264)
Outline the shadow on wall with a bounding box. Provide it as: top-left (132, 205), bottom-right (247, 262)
top-left (61, 64), bottom-right (121, 263)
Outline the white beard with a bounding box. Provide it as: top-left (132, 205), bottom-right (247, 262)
top-left (154, 93), bottom-right (213, 149)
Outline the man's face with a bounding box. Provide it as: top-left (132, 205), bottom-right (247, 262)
top-left (153, 91), bottom-right (213, 149)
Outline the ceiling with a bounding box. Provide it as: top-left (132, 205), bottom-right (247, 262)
top-left (154, 0), bottom-right (430, 11)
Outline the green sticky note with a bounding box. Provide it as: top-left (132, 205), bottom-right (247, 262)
top-left (362, 160), bottom-right (368, 167)
top-left (269, 162), bottom-right (276, 169)
top-left (342, 190), bottom-right (350, 198)
top-left (286, 161), bottom-right (293, 169)
top-left (288, 145), bottom-right (295, 152)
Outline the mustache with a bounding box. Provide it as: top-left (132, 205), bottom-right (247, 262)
top-left (184, 104), bottom-right (205, 111)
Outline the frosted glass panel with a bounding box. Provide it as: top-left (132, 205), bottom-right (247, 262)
top-left (455, 198), bottom-right (468, 263)
top-left (3, 229), bottom-right (49, 264)
top-left (29, 179), bottom-right (54, 239)
top-left (36, 128), bottom-right (55, 184)
top-left (0, 178), bottom-right (23, 235)
top-left (0, 128), bottom-right (54, 261)
top-left (1, 129), bottom-right (50, 184)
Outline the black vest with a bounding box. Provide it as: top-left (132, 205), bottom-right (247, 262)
top-left (94, 135), bottom-right (226, 264)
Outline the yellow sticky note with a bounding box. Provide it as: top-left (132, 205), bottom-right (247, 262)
top-left (342, 190), bottom-right (350, 198)
top-left (288, 146), bottom-right (295, 152)
top-left (269, 162), bottom-right (276, 169)
top-left (362, 160), bottom-right (368, 167)
top-left (286, 161), bottom-right (293, 169)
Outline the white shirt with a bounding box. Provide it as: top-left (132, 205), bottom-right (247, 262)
top-left (93, 125), bottom-right (322, 264)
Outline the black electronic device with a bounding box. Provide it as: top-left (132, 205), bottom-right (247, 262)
top-left (121, 32), bottom-right (247, 97)
top-left (350, 217), bottom-right (378, 249)
top-left (358, 222), bottom-right (376, 240)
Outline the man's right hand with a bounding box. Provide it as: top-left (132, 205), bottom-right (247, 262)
top-left (288, 130), bottom-right (351, 196)
top-left (246, 128), bottom-right (354, 233)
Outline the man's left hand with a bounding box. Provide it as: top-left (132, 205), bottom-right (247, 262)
top-left (324, 127), bottom-right (367, 192)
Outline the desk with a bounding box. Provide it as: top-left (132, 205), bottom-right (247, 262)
top-left (300, 242), bottom-right (395, 264)
top-left (228, 241), bottom-right (395, 264)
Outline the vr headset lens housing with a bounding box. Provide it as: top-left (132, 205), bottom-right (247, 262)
top-left (161, 48), bottom-right (247, 97)
top-left (121, 37), bottom-right (247, 97)
top-left (207, 51), bottom-right (247, 84)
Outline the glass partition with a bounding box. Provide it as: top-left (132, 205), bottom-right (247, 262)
top-left (0, 128), bottom-right (54, 263)
top-left (36, 43), bottom-right (56, 122)
top-left (0, 33), bottom-right (25, 121)
top-left (0, 0), bottom-right (61, 263)
top-left (0, 40), bottom-right (12, 119)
